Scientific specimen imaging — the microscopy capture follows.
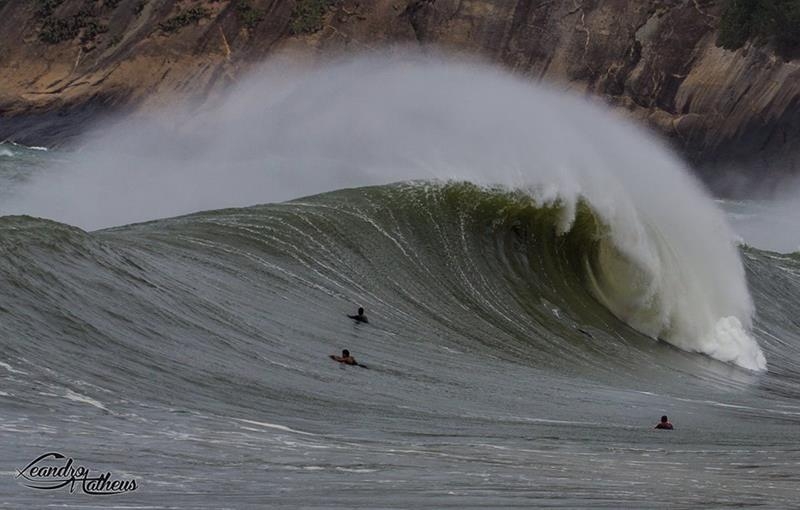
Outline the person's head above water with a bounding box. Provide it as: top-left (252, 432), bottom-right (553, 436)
top-left (661, 415), bottom-right (669, 423)
top-left (342, 349), bottom-right (350, 357)
top-left (347, 307), bottom-right (369, 323)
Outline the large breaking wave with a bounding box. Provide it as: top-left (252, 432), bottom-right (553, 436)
top-left (0, 54), bottom-right (766, 370)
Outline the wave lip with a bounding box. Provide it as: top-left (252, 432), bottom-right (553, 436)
top-left (580, 208), bottom-right (767, 372)
top-left (445, 184), bottom-right (768, 372)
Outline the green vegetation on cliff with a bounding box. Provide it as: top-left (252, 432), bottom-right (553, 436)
top-left (159, 7), bottom-right (211, 33)
top-left (37, 2), bottom-right (108, 45)
top-left (718, 0), bottom-right (800, 58)
top-left (290, 0), bottom-right (337, 34)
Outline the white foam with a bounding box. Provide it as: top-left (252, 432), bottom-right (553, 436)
top-left (64, 389), bottom-right (109, 412)
top-left (233, 418), bottom-right (316, 436)
top-left (335, 467), bottom-right (377, 473)
top-left (699, 316), bottom-right (766, 370)
top-left (0, 361), bottom-right (28, 375)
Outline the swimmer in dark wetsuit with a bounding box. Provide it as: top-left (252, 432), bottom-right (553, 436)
top-left (347, 307), bottom-right (369, 324)
top-left (329, 349), bottom-right (358, 366)
top-left (655, 415), bottom-right (674, 430)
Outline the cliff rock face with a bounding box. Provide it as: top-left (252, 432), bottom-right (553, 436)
top-left (1, 0), bottom-right (798, 178)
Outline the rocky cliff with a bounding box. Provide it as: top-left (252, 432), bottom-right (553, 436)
top-left (1, 0), bottom-right (799, 180)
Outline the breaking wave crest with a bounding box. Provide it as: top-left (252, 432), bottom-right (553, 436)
top-left (0, 54), bottom-right (766, 370)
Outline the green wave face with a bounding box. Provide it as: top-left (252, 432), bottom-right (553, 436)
top-left (0, 182), bottom-right (775, 397)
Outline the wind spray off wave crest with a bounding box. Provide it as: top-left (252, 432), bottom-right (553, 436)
top-left (1, 53), bottom-right (766, 370)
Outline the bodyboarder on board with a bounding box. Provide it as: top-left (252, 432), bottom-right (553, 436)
top-left (329, 349), bottom-right (368, 369)
top-left (348, 307), bottom-right (369, 324)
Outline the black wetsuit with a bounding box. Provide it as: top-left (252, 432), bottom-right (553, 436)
top-left (348, 313), bottom-right (369, 324)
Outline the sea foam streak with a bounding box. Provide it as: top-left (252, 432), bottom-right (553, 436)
top-left (0, 53), bottom-right (766, 370)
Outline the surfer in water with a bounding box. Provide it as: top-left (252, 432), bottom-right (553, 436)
top-left (330, 349), bottom-right (357, 365)
top-left (329, 349), bottom-right (367, 368)
top-left (655, 415), bottom-right (674, 430)
top-left (348, 307), bottom-right (369, 324)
